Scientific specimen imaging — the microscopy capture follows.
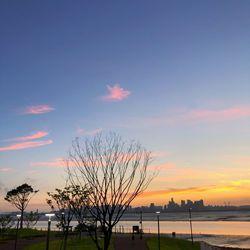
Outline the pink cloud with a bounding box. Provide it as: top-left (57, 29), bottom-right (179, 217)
top-left (148, 162), bottom-right (176, 171)
top-left (127, 105), bottom-right (250, 128)
top-left (23, 105), bottom-right (55, 115)
top-left (230, 156), bottom-right (250, 167)
top-left (186, 106), bottom-right (250, 122)
top-left (0, 140), bottom-right (53, 151)
top-left (151, 151), bottom-right (170, 158)
top-left (76, 128), bottom-right (103, 136)
top-left (6, 131), bottom-right (49, 142)
top-left (102, 84), bottom-right (130, 101)
top-left (31, 158), bottom-right (66, 168)
top-left (0, 168), bottom-right (12, 172)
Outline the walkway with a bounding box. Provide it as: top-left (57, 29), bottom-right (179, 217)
top-left (114, 236), bottom-right (149, 250)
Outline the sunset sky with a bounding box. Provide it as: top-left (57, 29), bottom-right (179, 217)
top-left (1, 1), bottom-right (250, 212)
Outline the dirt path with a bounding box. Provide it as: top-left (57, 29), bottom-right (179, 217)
top-left (114, 236), bottom-right (149, 250)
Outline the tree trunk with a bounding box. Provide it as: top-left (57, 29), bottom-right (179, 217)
top-left (88, 226), bottom-right (102, 250)
top-left (63, 226), bottom-right (69, 250)
top-left (103, 229), bottom-right (112, 250)
top-left (20, 208), bottom-right (24, 229)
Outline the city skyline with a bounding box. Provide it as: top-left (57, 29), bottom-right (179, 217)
top-left (1, 1), bottom-right (250, 212)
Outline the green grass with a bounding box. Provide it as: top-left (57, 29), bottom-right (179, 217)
top-left (17, 228), bottom-right (47, 238)
top-left (24, 238), bottom-right (114, 250)
top-left (1, 228), bottom-right (46, 239)
top-left (147, 237), bottom-right (200, 250)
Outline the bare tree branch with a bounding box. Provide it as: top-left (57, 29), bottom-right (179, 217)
top-left (67, 132), bottom-right (155, 250)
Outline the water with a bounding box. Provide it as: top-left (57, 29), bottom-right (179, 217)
top-left (33, 211), bottom-right (250, 249)
top-left (35, 220), bottom-right (250, 235)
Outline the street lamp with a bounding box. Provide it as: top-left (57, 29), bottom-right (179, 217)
top-left (189, 208), bottom-right (194, 244)
top-left (156, 211), bottom-right (160, 250)
top-left (45, 213), bottom-right (55, 250)
top-left (14, 214), bottom-right (21, 250)
top-left (61, 212), bottom-right (65, 232)
top-left (139, 211), bottom-right (143, 240)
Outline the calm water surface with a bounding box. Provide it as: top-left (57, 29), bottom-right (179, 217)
top-left (36, 220), bottom-right (250, 235)
top-left (34, 211), bottom-right (250, 249)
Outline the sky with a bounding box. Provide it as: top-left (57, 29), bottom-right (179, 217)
top-left (0, 0), bottom-right (250, 212)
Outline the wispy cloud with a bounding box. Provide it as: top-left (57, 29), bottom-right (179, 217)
top-left (122, 105), bottom-right (250, 128)
top-left (185, 106), bottom-right (250, 123)
top-left (102, 84), bottom-right (130, 102)
top-left (141, 184), bottom-right (241, 198)
top-left (5, 131), bottom-right (49, 142)
top-left (148, 162), bottom-right (176, 171)
top-left (140, 187), bottom-right (212, 198)
top-left (76, 128), bottom-right (103, 136)
top-left (31, 158), bottom-right (66, 168)
top-left (0, 168), bottom-right (12, 172)
top-left (22, 105), bottom-right (55, 115)
top-left (230, 156), bottom-right (250, 167)
top-left (0, 140), bottom-right (53, 151)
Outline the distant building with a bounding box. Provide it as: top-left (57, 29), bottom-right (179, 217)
top-left (166, 198), bottom-right (204, 211)
top-left (167, 198), bottom-right (180, 211)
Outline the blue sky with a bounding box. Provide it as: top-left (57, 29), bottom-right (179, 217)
top-left (1, 0), bottom-right (250, 211)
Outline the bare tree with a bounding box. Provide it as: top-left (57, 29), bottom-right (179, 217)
top-left (4, 183), bottom-right (38, 229)
top-left (68, 133), bottom-right (154, 250)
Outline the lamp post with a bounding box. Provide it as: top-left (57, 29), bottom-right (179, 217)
top-left (14, 214), bottom-right (21, 250)
top-left (189, 208), bottom-right (194, 244)
top-left (45, 213), bottom-right (55, 250)
top-left (156, 211), bottom-right (160, 250)
top-left (139, 211), bottom-right (143, 240)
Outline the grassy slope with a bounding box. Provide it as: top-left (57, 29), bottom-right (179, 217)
top-left (147, 237), bottom-right (200, 250)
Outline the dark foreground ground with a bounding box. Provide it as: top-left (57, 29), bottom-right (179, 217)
top-left (0, 234), bottom-right (249, 250)
top-left (114, 236), bottom-right (148, 250)
top-left (0, 236), bottom-right (46, 250)
top-left (0, 235), bottom-right (148, 250)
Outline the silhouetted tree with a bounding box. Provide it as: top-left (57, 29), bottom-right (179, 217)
top-left (24, 210), bottom-right (40, 229)
top-left (4, 183), bottom-right (38, 229)
top-left (67, 133), bottom-right (155, 250)
top-left (64, 185), bottom-right (92, 238)
top-left (47, 185), bottom-right (90, 250)
top-left (0, 215), bottom-right (14, 237)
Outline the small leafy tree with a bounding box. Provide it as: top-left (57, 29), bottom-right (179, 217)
top-left (4, 183), bottom-right (38, 229)
top-left (24, 210), bottom-right (40, 229)
top-left (47, 185), bottom-right (92, 248)
top-left (47, 187), bottom-right (75, 250)
top-left (0, 215), bottom-right (14, 238)
top-left (47, 187), bottom-right (74, 229)
top-left (65, 185), bottom-right (92, 235)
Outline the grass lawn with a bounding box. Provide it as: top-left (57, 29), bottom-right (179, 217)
top-left (24, 237), bottom-right (114, 250)
top-left (17, 228), bottom-right (47, 238)
top-left (147, 237), bottom-right (200, 250)
top-left (1, 228), bottom-right (46, 240)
